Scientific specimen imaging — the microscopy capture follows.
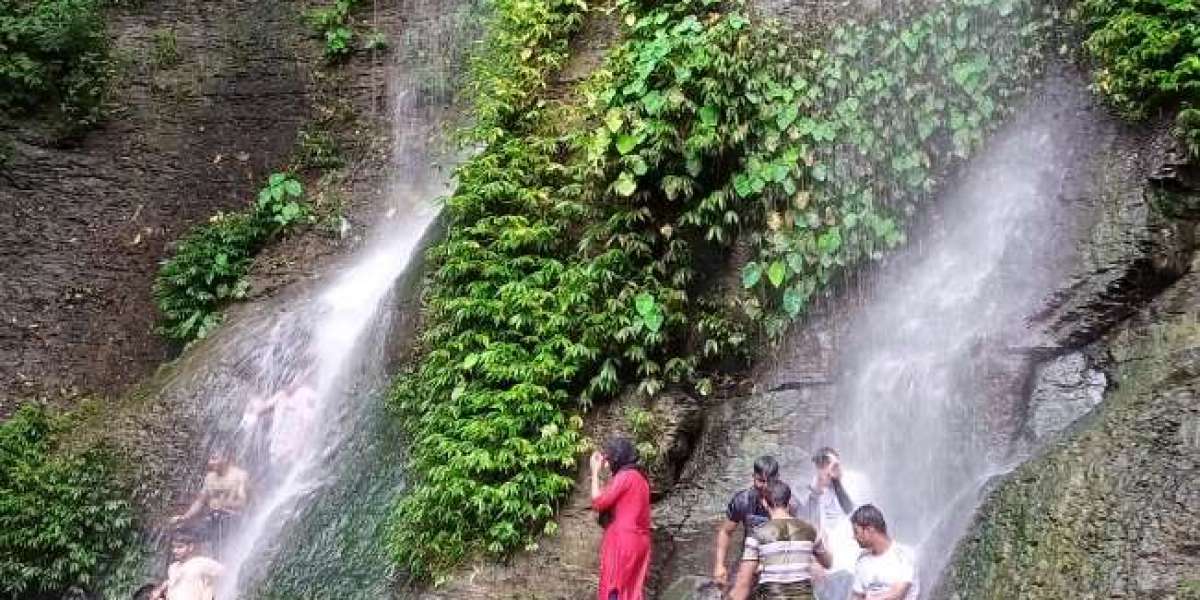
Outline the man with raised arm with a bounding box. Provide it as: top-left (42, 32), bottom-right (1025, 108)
top-left (170, 449), bottom-right (248, 546)
top-left (849, 505), bottom-right (919, 600)
top-left (713, 455), bottom-right (801, 595)
top-left (733, 480), bottom-right (832, 600)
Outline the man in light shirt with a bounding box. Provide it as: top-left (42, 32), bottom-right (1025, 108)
top-left (149, 532), bottom-right (224, 600)
top-left (850, 505), bottom-right (918, 600)
top-left (805, 447), bottom-right (859, 600)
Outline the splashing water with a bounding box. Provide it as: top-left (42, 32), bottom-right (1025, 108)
top-left (818, 88), bottom-right (1075, 594)
top-left (142, 0), bottom-right (479, 596)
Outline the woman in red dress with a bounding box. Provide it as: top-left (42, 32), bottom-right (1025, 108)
top-left (590, 436), bottom-right (652, 600)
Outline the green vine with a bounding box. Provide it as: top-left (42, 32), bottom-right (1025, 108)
top-left (743, 0), bottom-right (1055, 331)
top-left (385, 0), bottom-right (588, 580)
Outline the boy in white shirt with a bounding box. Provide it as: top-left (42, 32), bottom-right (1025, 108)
top-left (850, 504), bottom-right (918, 600)
top-left (149, 532), bottom-right (224, 600)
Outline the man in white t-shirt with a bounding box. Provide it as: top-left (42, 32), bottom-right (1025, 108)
top-left (149, 532), bottom-right (224, 600)
top-left (850, 504), bottom-right (918, 600)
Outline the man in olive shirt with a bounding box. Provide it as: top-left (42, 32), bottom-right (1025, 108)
top-left (736, 480), bottom-right (832, 600)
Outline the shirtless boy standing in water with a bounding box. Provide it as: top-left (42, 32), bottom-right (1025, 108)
top-left (170, 449), bottom-right (248, 546)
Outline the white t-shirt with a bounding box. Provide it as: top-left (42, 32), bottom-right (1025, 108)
top-left (166, 556), bottom-right (224, 600)
top-left (811, 487), bottom-right (856, 571)
top-left (853, 543), bottom-right (918, 600)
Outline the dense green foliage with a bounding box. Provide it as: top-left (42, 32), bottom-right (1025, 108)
top-left (386, 0), bottom-right (588, 578)
top-left (388, 0), bottom-right (1056, 579)
top-left (0, 0), bottom-right (110, 132)
top-left (1081, 0), bottom-right (1200, 156)
top-left (743, 0), bottom-right (1053, 330)
top-left (0, 406), bottom-right (136, 599)
top-left (154, 173), bottom-right (307, 342)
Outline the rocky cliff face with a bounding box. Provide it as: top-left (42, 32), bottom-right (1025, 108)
top-left (936, 79), bottom-right (1200, 600)
top-left (0, 0), bottom-right (400, 413)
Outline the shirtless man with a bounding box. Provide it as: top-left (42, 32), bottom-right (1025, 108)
top-left (149, 532), bottom-right (224, 600)
top-left (170, 449), bottom-right (248, 546)
top-left (245, 368), bottom-right (319, 466)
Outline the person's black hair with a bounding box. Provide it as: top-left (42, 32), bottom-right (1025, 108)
top-left (763, 479), bottom-right (792, 509)
top-left (812, 446), bottom-right (840, 467)
top-left (753, 455), bottom-right (780, 480)
top-left (172, 527), bottom-right (200, 545)
top-left (132, 583), bottom-right (158, 600)
top-left (850, 504), bottom-right (888, 535)
top-left (602, 436), bottom-right (640, 472)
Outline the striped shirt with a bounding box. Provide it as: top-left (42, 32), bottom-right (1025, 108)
top-left (742, 518), bottom-right (821, 599)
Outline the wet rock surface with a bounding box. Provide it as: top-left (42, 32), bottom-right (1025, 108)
top-left (939, 263), bottom-right (1200, 599)
top-left (0, 0), bottom-right (401, 412)
top-left (937, 71), bottom-right (1200, 600)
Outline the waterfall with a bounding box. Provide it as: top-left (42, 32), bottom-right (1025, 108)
top-left (142, 0), bottom-right (478, 596)
top-left (819, 86), bottom-right (1075, 595)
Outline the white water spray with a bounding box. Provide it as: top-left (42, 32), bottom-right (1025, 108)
top-left (819, 96), bottom-right (1073, 595)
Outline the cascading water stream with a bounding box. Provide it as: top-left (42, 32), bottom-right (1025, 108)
top-left (816, 93), bottom-right (1073, 595)
top-left (142, 0), bottom-right (477, 596)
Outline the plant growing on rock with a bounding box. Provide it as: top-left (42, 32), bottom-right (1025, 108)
top-left (0, 0), bottom-right (111, 134)
top-left (0, 406), bottom-right (136, 600)
top-left (1081, 0), bottom-right (1200, 158)
top-left (154, 172), bottom-right (308, 342)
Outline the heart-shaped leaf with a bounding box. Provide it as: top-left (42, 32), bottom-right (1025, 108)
top-left (741, 262), bottom-right (762, 288)
top-left (767, 260), bottom-right (787, 287)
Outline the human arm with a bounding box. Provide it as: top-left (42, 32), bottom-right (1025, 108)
top-left (729, 558), bottom-right (758, 600)
top-left (148, 582), bottom-right (167, 600)
top-left (832, 476), bottom-right (854, 515)
top-left (170, 490), bottom-right (208, 524)
top-left (712, 518), bottom-right (739, 588)
top-left (588, 451), bottom-right (609, 504)
top-left (813, 531), bottom-right (833, 569)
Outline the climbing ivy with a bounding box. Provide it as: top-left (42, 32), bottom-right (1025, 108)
top-left (743, 0), bottom-right (1056, 331)
top-left (385, 0), bottom-right (588, 579)
top-left (154, 173), bottom-right (308, 342)
top-left (1080, 0), bottom-right (1200, 159)
top-left (0, 406), bottom-right (136, 600)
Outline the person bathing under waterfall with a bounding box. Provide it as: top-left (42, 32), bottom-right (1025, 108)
top-left (849, 505), bottom-right (918, 600)
top-left (243, 365), bottom-right (319, 468)
top-left (804, 447), bottom-right (861, 599)
top-left (590, 436), bottom-right (652, 600)
top-left (734, 480), bottom-right (832, 600)
top-left (148, 530), bottom-right (224, 600)
top-left (170, 449), bottom-right (248, 549)
top-left (713, 455), bottom-right (803, 598)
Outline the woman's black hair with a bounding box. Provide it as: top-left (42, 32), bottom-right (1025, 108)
top-left (602, 436), bottom-right (640, 473)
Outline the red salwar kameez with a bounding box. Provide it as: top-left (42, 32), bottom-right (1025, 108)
top-left (591, 467), bottom-right (651, 600)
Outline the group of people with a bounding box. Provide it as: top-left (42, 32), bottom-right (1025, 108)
top-left (588, 441), bottom-right (917, 600)
top-left (139, 368), bottom-right (320, 600)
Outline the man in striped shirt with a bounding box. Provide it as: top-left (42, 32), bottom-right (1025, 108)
top-left (734, 480), bottom-right (833, 600)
